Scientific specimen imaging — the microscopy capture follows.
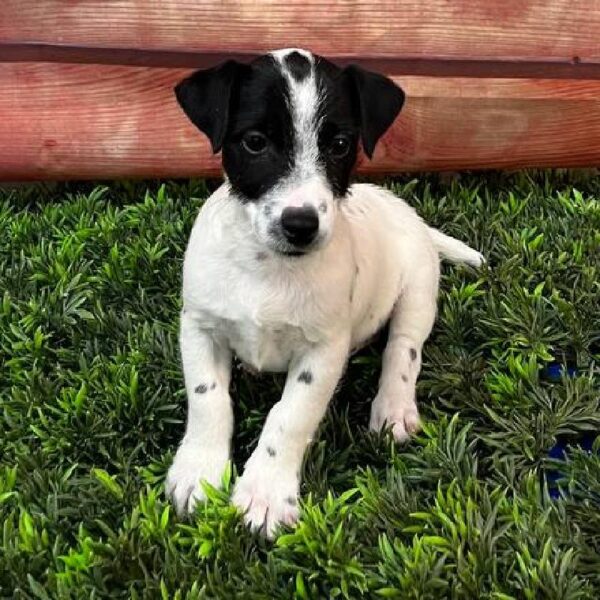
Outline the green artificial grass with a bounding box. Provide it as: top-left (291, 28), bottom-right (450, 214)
top-left (0, 171), bottom-right (599, 598)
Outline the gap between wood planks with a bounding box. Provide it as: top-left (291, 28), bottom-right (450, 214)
top-left (2, 42), bottom-right (600, 80)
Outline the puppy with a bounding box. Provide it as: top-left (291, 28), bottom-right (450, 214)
top-left (166, 48), bottom-right (483, 537)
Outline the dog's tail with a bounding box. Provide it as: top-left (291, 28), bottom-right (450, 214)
top-left (428, 228), bottom-right (485, 267)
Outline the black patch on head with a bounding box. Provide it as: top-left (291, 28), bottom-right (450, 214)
top-left (223, 55), bottom-right (295, 201)
top-left (410, 348), bottom-right (417, 361)
top-left (175, 53), bottom-right (404, 204)
top-left (175, 55), bottom-right (294, 202)
top-left (313, 57), bottom-right (360, 198)
top-left (402, 374), bottom-right (408, 382)
top-left (210, 382), bottom-right (217, 390)
top-left (195, 384), bottom-right (207, 394)
top-left (266, 446), bottom-right (276, 457)
top-left (285, 51), bottom-right (311, 81)
top-left (285, 496), bottom-right (297, 506)
top-left (312, 57), bottom-right (405, 196)
top-left (298, 370), bottom-right (313, 384)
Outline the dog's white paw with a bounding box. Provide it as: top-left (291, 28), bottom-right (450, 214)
top-left (369, 394), bottom-right (421, 443)
top-left (468, 250), bottom-right (486, 268)
top-left (166, 442), bottom-right (229, 515)
top-left (231, 459), bottom-right (299, 538)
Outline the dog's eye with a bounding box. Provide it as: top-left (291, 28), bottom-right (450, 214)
top-left (241, 131), bottom-right (268, 155)
top-left (329, 134), bottom-right (351, 158)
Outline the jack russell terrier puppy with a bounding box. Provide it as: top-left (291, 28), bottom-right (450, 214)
top-left (166, 48), bottom-right (484, 537)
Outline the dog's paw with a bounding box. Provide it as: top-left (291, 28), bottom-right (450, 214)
top-left (231, 460), bottom-right (299, 538)
top-left (166, 442), bottom-right (229, 516)
top-left (468, 250), bottom-right (486, 268)
top-left (369, 394), bottom-right (421, 443)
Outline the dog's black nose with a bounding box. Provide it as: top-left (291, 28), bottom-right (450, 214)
top-left (280, 206), bottom-right (319, 246)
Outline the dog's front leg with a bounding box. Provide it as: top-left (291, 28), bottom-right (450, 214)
top-left (166, 309), bottom-right (233, 515)
top-left (232, 335), bottom-right (350, 537)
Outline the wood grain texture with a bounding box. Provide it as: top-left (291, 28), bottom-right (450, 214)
top-left (2, 63), bottom-right (600, 181)
top-left (1, 1), bottom-right (600, 62)
top-left (3, 44), bottom-right (600, 79)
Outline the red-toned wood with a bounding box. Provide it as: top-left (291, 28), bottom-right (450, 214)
top-left (2, 44), bottom-right (600, 80)
top-left (1, 1), bottom-right (600, 63)
top-left (2, 63), bottom-right (600, 181)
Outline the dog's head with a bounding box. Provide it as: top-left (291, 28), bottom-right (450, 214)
top-left (175, 48), bottom-right (404, 256)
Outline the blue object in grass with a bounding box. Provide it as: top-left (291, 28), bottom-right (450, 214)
top-left (542, 362), bottom-right (598, 498)
top-left (541, 362), bottom-right (578, 382)
top-left (546, 433), bottom-right (598, 499)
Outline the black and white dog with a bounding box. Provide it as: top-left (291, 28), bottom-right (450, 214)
top-left (166, 48), bottom-right (483, 537)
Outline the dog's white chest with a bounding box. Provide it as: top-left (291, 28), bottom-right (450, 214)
top-left (185, 263), bottom-right (330, 373)
top-left (223, 319), bottom-right (307, 372)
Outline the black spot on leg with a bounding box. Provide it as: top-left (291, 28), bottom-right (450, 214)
top-left (298, 370), bottom-right (313, 384)
top-left (194, 384), bottom-right (207, 394)
top-left (210, 382), bottom-right (217, 390)
top-left (401, 374), bottom-right (408, 382)
top-left (266, 446), bottom-right (276, 457)
top-left (285, 496), bottom-right (297, 506)
top-left (410, 348), bottom-right (417, 361)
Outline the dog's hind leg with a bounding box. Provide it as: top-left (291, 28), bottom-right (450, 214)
top-left (166, 309), bottom-right (233, 515)
top-left (369, 249), bottom-right (439, 442)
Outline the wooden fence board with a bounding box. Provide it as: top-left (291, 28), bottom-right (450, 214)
top-left (1, 1), bottom-right (600, 63)
top-left (2, 63), bottom-right (599, 181)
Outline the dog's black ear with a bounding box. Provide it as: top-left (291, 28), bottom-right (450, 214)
top-left (174, 60), bottom-right (246, 153)
top-left (344, 65), bottom-right (405, 159)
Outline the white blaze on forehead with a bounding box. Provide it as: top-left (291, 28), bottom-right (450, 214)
top-left (271, 49), bottom-right (322, 181)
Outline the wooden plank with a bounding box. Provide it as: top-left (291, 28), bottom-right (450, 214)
top-left (1, 1), bottom-right (600, 63)
top-left (1, 63), bottom-right (600, 181)
top-left (2, 43), bottom-right (600, 80)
